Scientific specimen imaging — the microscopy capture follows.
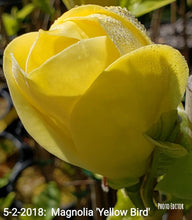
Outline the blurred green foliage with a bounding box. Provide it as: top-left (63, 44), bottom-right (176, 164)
top-left (187, 0), bottom-right (192, 7)
top-left (62, 0), bottom-right (176, 16)
top-left (20, 182), bottom-right (61, 220)
top-left (118, 0), bottom-right (176, 16)
top-left (62, 0), bottom-right (119, 8)
top-left (1, 0), bottom-right (178, 37)
top-left (0, 192), bottom-right (16, 210)
top-left (156, 152), bottom-right (192, 203)
top-left (32, 0), bottom-right (54, 17)
top-left (2, 0), bottom-right (55, 36)
top-left (107, 190), bottom-right (142, 220)
top-left (2, 4), bottom-right (35, 36)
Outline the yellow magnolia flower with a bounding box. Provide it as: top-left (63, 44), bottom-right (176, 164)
top-left (3, 5), bottom-right (188, 185)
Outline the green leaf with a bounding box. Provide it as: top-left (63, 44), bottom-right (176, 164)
top-left (144, 109), bottom-right (188, 177)
top-left (2, 4), bottom-right (34, 36)
top-left (156, 152), bottom-right (192, 201)
top-left (2, 13), bottom-right (19, 36)
top-left (145, 110), bottom-right (179, 142)
top-left (145, 106), bottom-right (192, 152)
top-left (118, 0), bottom-right (176, 17)
top-left (10, 7), bottom-right (19, 17)
top-left (0, 192), bottom-right (15, 209)
top-left (16, 4), bottom-right (35, 20)
top-left (145, 137), bottom-right (187, 178)
top-left (141, 107), bottom-right (192, 209)
top-left (145, 136), bottom-right (187, 158)
top-left (177, 106), bottom-right (192, 151)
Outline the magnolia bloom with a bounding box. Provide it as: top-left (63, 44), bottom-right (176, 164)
top-left (3, 5), bottom-right (188, 185)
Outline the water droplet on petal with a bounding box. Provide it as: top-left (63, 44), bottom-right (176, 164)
top-left (89, 7), bottom-right (151, 55)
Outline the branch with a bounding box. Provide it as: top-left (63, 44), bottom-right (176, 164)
top-left (185, 75), bottom-right (192, 138)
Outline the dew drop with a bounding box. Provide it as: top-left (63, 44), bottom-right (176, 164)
top-left (89, 7), bottom-right (151, 55)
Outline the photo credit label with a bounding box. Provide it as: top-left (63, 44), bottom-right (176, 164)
top-left (157, 203), bottom-right (184, 210)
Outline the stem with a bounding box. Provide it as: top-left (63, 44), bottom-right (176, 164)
top-left (186, 75), bottom-right (192, 137)
top-left (171, 2), bottom-right (177, 24)
top-left (180, 0), bottom-right (189, 60)
top-left (142, 150), bottom-right (160, 212)
top-left (150, 8), bottom-right (162, 42)
top-left (125, 150), bottom-right (164, 219)
top-left (125, 182), bottom-right (146, 210)
top-left (184, 61), bottom-right (192, 220)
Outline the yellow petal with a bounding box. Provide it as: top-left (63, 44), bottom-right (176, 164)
top-left (25, 36), bottom-right (119, 129)
top-left (3, 48), bottom-right (82, 167)
top-left (29, 36), bottom-right (119, 95)
top-left (4, 35), bottom-right (119, 144)
top-left (70, 44), bottom-right (188, 179)
top-left (51, 5), bottom-right (152, 55)
top-left (6, 32), bottom-right (38, 70)
top-left (26, 28), bottom-right (80, 72)
top-left (50, 21), bottom-right (88, 39)
top-left (54, 17), bottom-right (108, 39)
